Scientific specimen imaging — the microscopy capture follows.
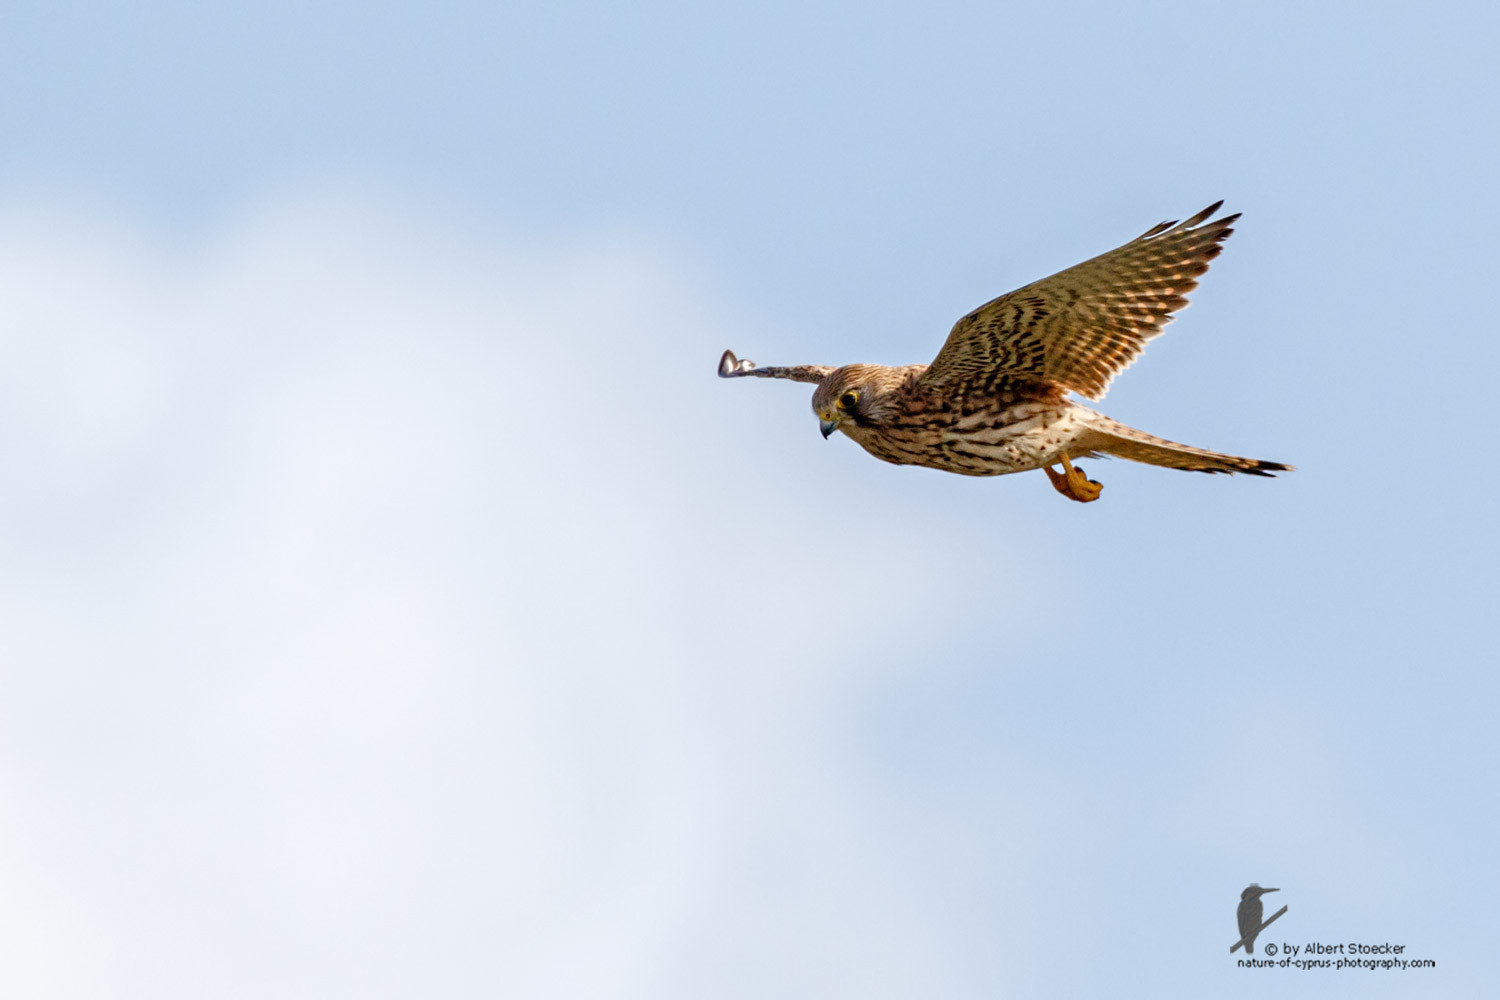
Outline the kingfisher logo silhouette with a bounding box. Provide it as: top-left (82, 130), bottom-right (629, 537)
top-left (1231, 884), bottom-right (1287, 953)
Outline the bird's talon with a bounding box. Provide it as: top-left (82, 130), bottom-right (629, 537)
top-left (1049, 455), bottom-right (1103, 503)
top-left (1071, 472), bottom-right (1103, 502)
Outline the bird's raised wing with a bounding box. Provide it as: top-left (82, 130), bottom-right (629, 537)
top-left (920, 202), bottom-right (1239, 400)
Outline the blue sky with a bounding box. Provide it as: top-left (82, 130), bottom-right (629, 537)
top-left (0, 2), bottom-right (1496, 997)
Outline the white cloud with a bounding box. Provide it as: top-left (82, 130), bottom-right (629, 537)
top-left (0, 188), bottom-right (1063, 999)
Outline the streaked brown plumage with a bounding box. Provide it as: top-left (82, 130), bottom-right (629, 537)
top-left (719, 202), bottom-right (1290, 502)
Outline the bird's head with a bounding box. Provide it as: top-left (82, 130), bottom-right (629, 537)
top-left (1241, 885), bottom-right (1279, 901)
top-left (810, 364), bottom-right (905, 439)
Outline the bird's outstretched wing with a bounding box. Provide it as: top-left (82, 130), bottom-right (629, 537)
top-left (920, 202), bottom-right (1239, 400)
top-left (717, 349), bottom-right (832, 384)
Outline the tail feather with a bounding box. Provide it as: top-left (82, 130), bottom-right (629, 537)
top-left (1077, 414), bottom-right (1292, 477)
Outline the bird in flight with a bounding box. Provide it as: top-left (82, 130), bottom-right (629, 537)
top-left (719, 202), bottom-right (1289, 502)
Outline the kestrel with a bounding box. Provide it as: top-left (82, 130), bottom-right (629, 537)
top-left (718, 202), bottom-right (1290, 502)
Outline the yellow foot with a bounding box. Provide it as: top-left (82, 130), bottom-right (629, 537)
top-left (1044, 454), bottom-right (1103, 503)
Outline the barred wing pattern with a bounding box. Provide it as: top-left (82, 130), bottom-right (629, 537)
top-left (921, 202), bottom-right (1239, 400)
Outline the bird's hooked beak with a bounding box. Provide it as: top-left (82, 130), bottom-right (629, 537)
top-left (818, 410), bottom-right (840, 439)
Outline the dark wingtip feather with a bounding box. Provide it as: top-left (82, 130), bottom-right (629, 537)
top-left (1142, 201), bottom-right (1235, 240)
top-left (1182, 200), bottom-right (1226, 229)
top-left (1211, 214), bottom-right (1242, 246)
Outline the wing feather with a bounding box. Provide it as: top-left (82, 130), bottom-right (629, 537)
top-left (921, 202), bottom-right (1239, 400)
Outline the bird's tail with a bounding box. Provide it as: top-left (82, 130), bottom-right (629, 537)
top-left (1075, 413), bottom-right (1292, 476)
top-left (1245, 940), bottom-right (1255, 954)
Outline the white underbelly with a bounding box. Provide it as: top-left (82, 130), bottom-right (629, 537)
top-left (937, 404), bottom-right (1094, 474)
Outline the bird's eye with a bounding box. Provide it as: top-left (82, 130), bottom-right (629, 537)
top-left (838, 391), bottom-right (859, 410)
